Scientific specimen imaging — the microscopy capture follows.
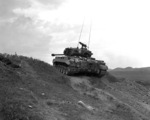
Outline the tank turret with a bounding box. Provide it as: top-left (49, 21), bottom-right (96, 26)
top-left (63, 42), bottom-right (93, 57)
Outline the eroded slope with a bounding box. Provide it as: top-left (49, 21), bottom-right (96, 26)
top-left (0, 54), bottom-right (149, 120)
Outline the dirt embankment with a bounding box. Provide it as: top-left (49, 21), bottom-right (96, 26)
top-left (0, 54), bottom-right (150, 120)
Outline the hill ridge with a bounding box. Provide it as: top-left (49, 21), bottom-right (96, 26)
top-left (0, 54), bottom-right (150, 120)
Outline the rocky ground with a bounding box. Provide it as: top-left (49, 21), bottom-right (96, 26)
top-left (0, 54), bottom-right (150, 120)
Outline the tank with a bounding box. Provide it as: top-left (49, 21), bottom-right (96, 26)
top-left (51, 42), bottom-right (108, 77)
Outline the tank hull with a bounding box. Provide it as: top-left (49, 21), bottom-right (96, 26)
top-left (52, 56), bottom-right (108, 77)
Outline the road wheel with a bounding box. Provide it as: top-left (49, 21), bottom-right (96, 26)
top-left (97, 69), bottom-right (100, 74)
top-left (59, 66), bottom-right (63, 73)
top-left (66, 67), bottom-right (71, 75)
top-left (62, 66), bottom-right (66, 74)
top-left (63, 67), bottom-right (67, 75)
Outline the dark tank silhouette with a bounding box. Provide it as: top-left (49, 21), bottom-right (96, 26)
top-left (51, 42), bottom-right (108, 76)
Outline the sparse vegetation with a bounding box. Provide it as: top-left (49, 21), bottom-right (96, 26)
top-left (1, 100), bottom-right (42, 120)
top-left (136, 81), bottom-right (150, 88)
top-left (0, 53), bottom-right (149, 120)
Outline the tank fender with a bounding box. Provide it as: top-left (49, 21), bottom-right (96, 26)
top-left (99, 64), bottom-right (108, 70)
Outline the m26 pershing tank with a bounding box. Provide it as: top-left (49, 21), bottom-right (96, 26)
top-left (51, 42), bottom-right (108, 77)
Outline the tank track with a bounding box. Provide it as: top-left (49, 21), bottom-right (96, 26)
top-left (55, 65), bottom-right (72, 75)
top-left (55, 64), bottom-right (106, 77)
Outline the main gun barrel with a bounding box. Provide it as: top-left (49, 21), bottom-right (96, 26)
top-left (51, 54), bottom-right (64, 56)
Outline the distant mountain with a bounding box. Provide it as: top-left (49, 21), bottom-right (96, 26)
top-left (112, 67), bottom-right (133, 71)
top-left (111, 67), bottom-right (150, 72)
top-left (109, 66), bottom-right (150, 82)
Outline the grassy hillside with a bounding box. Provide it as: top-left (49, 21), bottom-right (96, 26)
top-left (0, 54), bottom-right (150, 120)
top-left (0, 54), bottom-right (91, 120)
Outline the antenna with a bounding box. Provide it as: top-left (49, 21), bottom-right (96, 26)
top-left (77, 17), bottom-right (85, 47)
top-left (88, 19), bottom-right (92, 49)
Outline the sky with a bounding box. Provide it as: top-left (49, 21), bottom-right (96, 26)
top-left (0, 0), bottom-right (150, 69)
